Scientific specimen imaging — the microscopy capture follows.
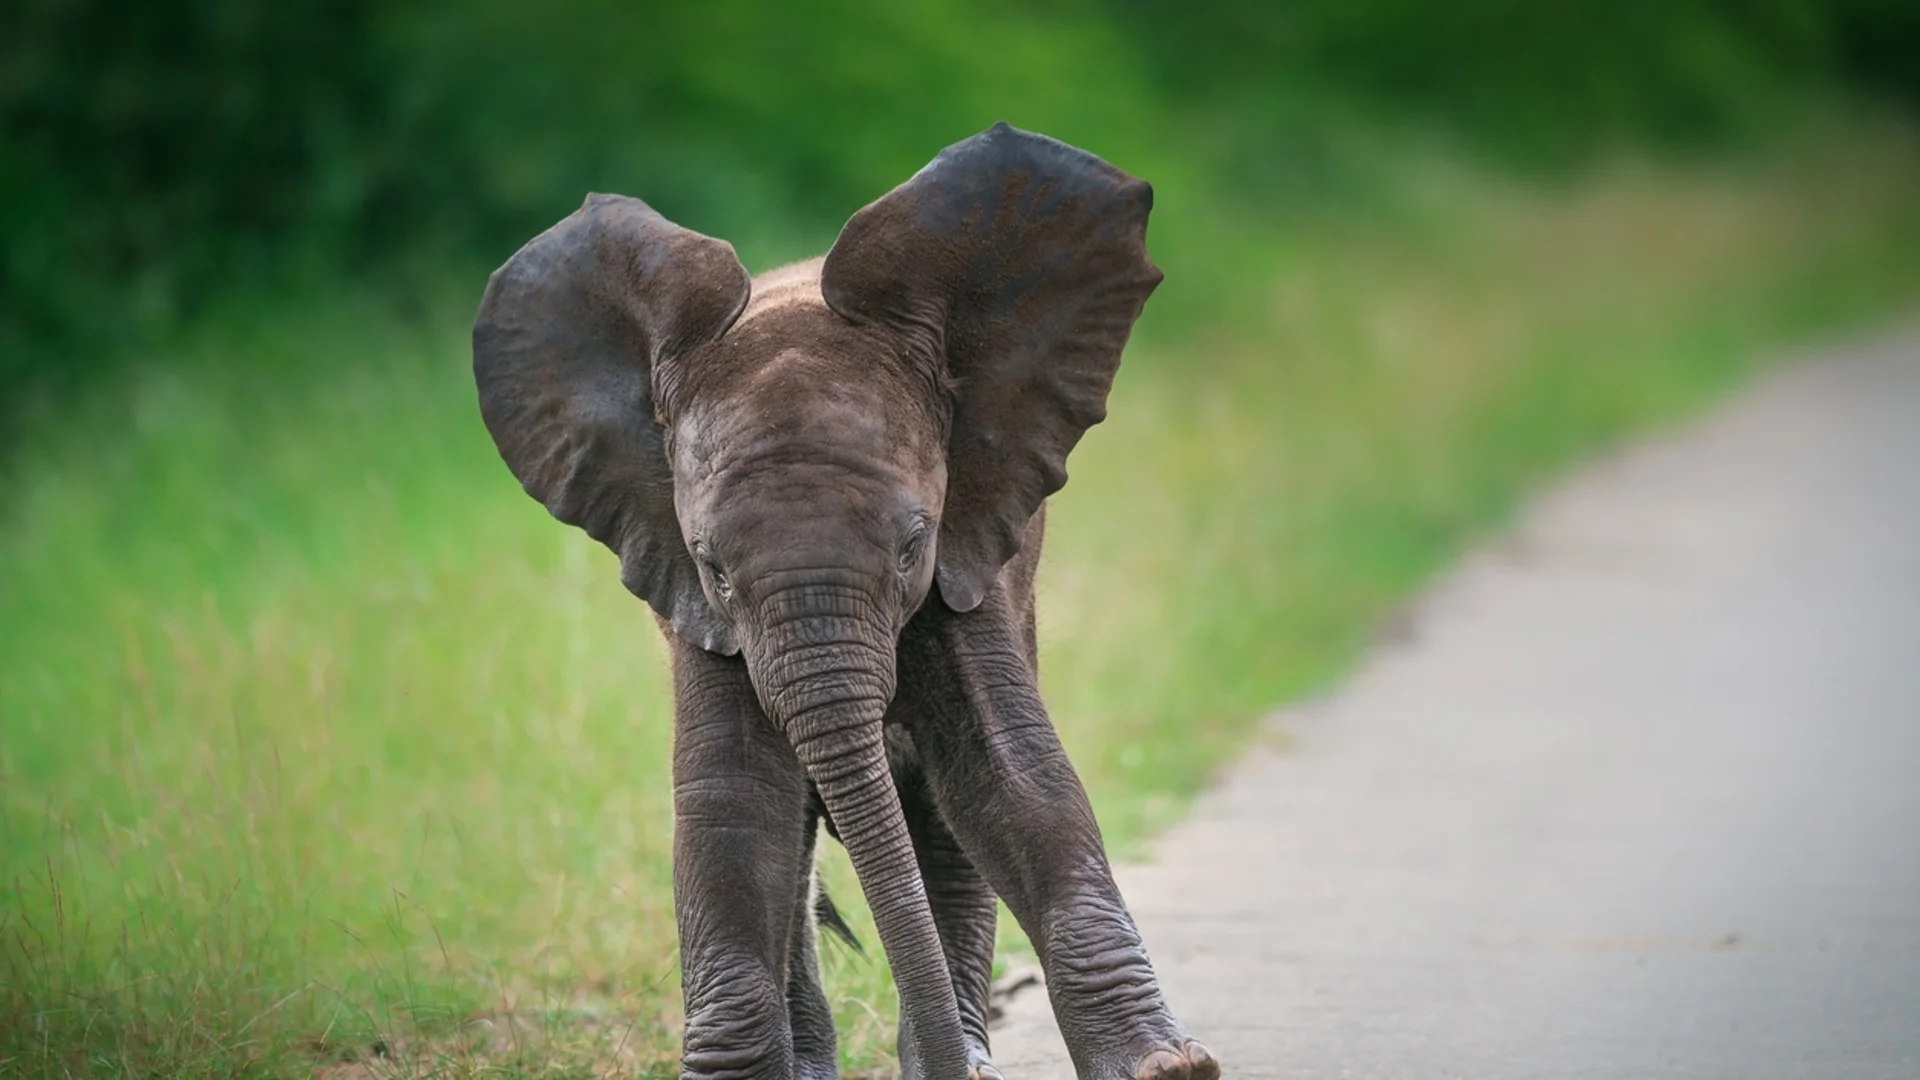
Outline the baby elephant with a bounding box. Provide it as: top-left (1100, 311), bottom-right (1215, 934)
top-left (473, 123), bottom-right (1216, 1080)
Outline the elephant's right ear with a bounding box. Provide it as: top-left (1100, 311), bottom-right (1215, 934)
top-left (473, 193), bottom-right (750, 655)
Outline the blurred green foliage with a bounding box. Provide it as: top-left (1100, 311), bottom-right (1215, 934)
top-left (4, 0), bottom-right (1918, 409)
top-left (1122, 1), bottom-right (1920, 149)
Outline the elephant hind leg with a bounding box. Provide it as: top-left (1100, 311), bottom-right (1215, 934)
top-left (893, 596), bottom-right (1216, 1080)
top-left (788, 809), bottom-right (842, 1080)
top-left (897, 765), bottom-right (1003, 1080)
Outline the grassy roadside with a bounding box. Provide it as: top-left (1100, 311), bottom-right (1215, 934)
top-left (5, 125), bottom-right (1920, 1078)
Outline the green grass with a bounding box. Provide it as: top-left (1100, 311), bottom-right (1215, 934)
top-left (5, 125), bottom-right (1920, 1078)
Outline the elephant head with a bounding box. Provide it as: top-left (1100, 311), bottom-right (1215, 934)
top-left (472, 122), bottom-right (1159, 1076)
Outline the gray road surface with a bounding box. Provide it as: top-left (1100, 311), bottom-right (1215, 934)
top-left (989, 329), bottom-right (1920, 1079)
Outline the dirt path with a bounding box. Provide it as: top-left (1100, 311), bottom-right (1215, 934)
top-left (988, 328), bottom-right (1920, 1079)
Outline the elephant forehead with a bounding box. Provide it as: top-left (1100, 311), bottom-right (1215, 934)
top-left (748, 349), bottom-right (892, 427)
top-left (676, 436), bottom-right (927, 563)
top-left (676, 368), bottom-right (926, 485)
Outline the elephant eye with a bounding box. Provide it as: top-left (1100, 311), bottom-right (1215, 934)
top-left (898, 526), bottom-right (928, 576)
top-left (695, 543), bottom-right (732, 603)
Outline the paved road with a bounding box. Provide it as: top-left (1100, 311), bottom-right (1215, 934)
top-left (990, 329), bottom-right (1920, 1079)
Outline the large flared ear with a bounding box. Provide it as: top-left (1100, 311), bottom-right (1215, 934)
top-left (821, 123), bottom-right (1161, 612)
top-left (473, 193), bottom-right (750, 654)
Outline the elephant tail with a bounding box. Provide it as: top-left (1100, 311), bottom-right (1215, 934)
top-left (813, 875), bottom-right (864, 953)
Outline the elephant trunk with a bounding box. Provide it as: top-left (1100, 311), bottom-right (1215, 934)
top-left (749, 588), bottom-right (969, 1079)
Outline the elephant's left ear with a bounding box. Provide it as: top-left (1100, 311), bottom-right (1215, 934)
top-left (821, 123), bottom-right (1161, 612)
top-left (473, 194), bottom-right (749, 654)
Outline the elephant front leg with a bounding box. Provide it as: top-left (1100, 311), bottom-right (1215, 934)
top-left (896, 604), bottom-right (1219, 1080)
top-left (671, 640), bottom-right (815, 1080)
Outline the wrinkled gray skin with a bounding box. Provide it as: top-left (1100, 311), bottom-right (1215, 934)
top-left (473, 124), bottom-right (1218, 1080)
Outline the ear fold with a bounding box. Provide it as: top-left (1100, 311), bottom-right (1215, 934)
top-left (473, 193), bottom-right (750, 654)
top-left (820, 123), bottom-right (1161, 612)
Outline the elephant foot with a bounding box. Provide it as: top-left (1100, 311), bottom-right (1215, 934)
top-left (1129, 1039), bottom-right (1219, 1080)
